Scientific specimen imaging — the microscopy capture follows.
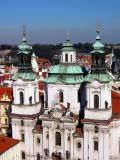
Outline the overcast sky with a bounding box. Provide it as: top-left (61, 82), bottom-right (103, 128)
top-left (0, 0), bottom-right (120, 44)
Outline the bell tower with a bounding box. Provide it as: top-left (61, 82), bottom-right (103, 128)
top-left (91, 26), bottom-right (106, 72)
top-left (83, 26), bottom-right (113, 160)
top-left (11, 27), bottom-right (41, 160)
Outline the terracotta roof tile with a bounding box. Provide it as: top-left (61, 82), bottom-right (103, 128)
top-left (112, 90), bottom-right (120, 115)
top-left (0, 136), bottom-right (20, 155)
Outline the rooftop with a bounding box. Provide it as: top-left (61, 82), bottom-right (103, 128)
top-left (0, 136), bottom-right (20, 155)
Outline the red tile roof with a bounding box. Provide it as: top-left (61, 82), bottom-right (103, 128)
top-left (0, 136), bottom-right (20, 155)
top-left (0, 86), bottom-right (13, 101)
top-left (112, 90), bottom-right (120, 115)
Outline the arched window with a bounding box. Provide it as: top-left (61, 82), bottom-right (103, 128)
top-left (55, 132), bottom-right (61, 146)
top-left (59, 91), bottom-right (64, 103)
top-left (20, 92), bottom-right (24, 105)
top-left (65, 54), bottom-right (68, 62)
top-left (71, 55), bottom-right (72, 62)
top-left (94, 95), bottom-right (99, 109)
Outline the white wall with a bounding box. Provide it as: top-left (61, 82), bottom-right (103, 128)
top-left (47, 84), bottom-right (81, 114)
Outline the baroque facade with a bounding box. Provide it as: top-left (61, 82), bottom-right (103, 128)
top-left (11, 28), bottom-right (120, 160)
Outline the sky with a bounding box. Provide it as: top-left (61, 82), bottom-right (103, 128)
top-left (0, 0), bottom-right (120, 44)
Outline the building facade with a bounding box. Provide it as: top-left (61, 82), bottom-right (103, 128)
top-left (11, 28), bottom-right (120, 160)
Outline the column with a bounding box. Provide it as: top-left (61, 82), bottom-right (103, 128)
top-left (84, 129), bottom-right (89, 160)
top-left (99, 130), bottom-right (104, 160)
top-left (104, 130), bottom-right (109, 160)
top-left (49, 127), bottom-right (53, 157)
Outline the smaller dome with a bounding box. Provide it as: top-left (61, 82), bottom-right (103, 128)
top-left (18, 37), bottom-right (32, 54)
top-left (61, 39), bottom-right (76, 52)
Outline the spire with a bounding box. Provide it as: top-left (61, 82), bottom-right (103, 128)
top-left (22, 25), bottom-right (27, 42)
top-left (96, 25), bottom-right (101, 40)
top-left (23, 25), bottom-right (26, 37)
top-left (66, 31), bottom-right (70, 41)
top-left (92, 25), bottom-right (104, 53)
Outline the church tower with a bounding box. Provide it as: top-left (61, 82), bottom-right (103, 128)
top-left (11, 27), bottom-right (41, 160)
top-left (83, 27), bottom-right (113, 160)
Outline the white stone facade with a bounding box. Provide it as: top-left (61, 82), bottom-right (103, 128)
top-left (47, 83), bottom-right (81, 114)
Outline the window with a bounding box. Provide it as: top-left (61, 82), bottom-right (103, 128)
top-left (37, 153), bottom-right (40, 160)
top-left (37, 138), bottom-right (40, 144)
top-left (94, 141), bottom-right (98, 151)
top-left (21, 151), bottom-right (25, 159)
top-left (21, 120), bottom-right (24, 126)
top-left (65, 54), bottom-right (68, 62)
top-left (21, 133), bottom-right (25, 142)
top-left (94, 95), bottom-right (99, 109)
top-left (77, 142), bottom-right (81, 148)
top-left (20, 92), bottom-right (24, 105)
top-left (59, 91), bottom-right (63, 103)
top-left (55, 132), bottom-right (61, 146)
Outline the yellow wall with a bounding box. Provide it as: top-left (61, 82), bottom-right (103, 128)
top-left (0, 94), bottom-right (11, 135)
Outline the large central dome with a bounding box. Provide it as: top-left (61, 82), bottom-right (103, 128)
top-left (45, 63), bottom-right (87, 84)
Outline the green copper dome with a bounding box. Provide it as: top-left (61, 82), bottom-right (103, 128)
top-left (61, 39), bottom-right (76, 52)
top-left (49, 64), bottom-right (85, 74)
top-left (45, 63), bottom-right (87, 84)
top-left (85, 72), bottom-right (113, 83)
top-left (18, 36), bottom-right (32, 54)
top-left (12, 71), bottom-right (37, 81)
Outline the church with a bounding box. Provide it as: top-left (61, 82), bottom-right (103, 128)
top-left (10, 27), bottom-right (120, 160)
